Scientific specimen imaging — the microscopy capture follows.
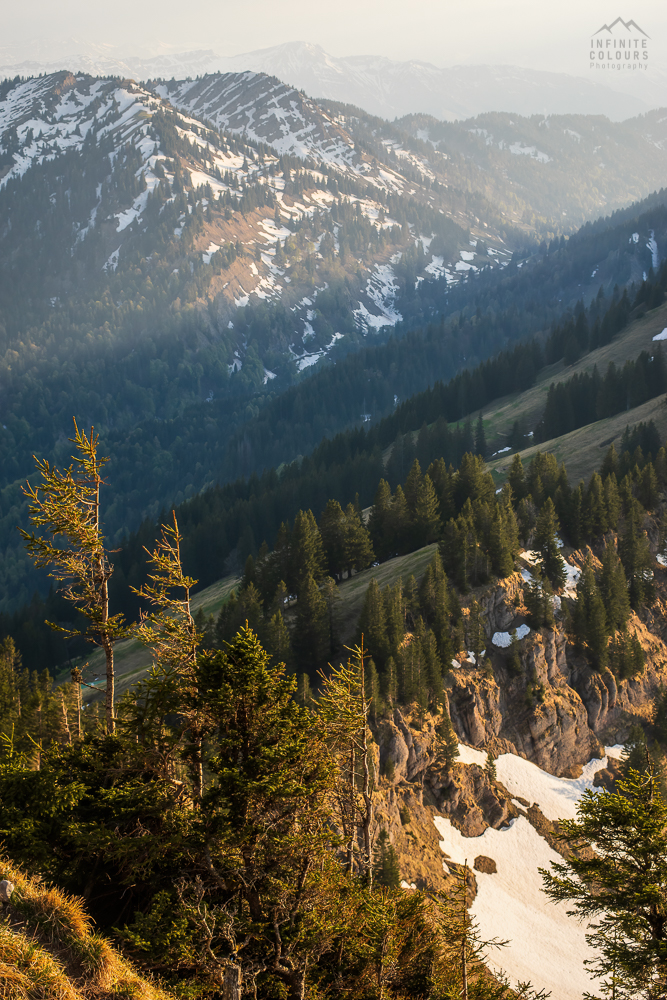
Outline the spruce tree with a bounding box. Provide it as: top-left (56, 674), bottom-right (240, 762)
top-left (533, 498), bottom-right (566, 589)
top-left (319, 499), bottom-right (347, 579)
top-left (265, 609), bottom-right (293, 669)
top-left (621, 724), bottom-right (649, 776)
top-left (411, 473), bottom-right (441, 547)
top-left (601, 442), bottom-right (619, 480)
top-left (390, 485), bottom-right (411, 554)
top-left (604, 474), bottom-right (621, 531)
top-left (428, 457), bottom-right (455, 522)
top-left (572, 560), bottom-right (608, 667)
top-left (516, 496), bottom-right (536, 547)
top-left (566, 482), bottom-right (584, 549)
top-left (292, 572), bottom-right (329, 673)
top-left (466, 600), bottom-right (486, 663)
top-left (321, 576), bottom-right (341, 654)
top-left (599, 542), bottom-right (631, 634)
top-left (639, 462), bottom-right (659, 511)
top-left (382, 655), bottom-right (398, 708)
top-left (343, 503), bottom-right (374, 577)
top-left (290, 509), bottom-right (325, 593)
top-left (474, 413), bottom-right (487, 457)
top-left (373, 829), bottom-right (400, 888)
top-left (404, 458), bottom-right (423, 515)
top-left (358, 578), bottom-right (390, 667)
top-left (619, 505), bottom-right (654, 609)
top-left (508, 628), bottom-right (522, 675)
top-left (384, 580), bottom-right (406, 652)
top-left (584, 472), bottom-right (608, 539)
top-left (368, 479), bottom-right (393, 560)
top-left (489, 505), bottom-right (514, 578)
top-left (508, 453), bottom-right (526, 502)
top-left (434, 709), bottom-right (460, 771)
top-left (455, 452), bottom-right (494, 508)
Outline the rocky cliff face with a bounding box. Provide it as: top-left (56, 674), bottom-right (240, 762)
top-left (368, 562), bottom-right (667, 906)
top-left (376, 568), bottom-right (667, 787)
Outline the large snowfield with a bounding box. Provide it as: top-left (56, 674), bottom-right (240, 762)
top-left (433, 745), bottom-right (624, 998)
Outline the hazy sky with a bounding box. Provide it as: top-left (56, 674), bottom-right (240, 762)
top-left (3, 0), bottom-right (666, 83)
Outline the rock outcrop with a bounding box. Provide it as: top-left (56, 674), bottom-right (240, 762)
top-left (445, 571), bottom-right (667, 776)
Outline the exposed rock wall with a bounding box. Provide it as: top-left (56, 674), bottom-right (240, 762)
top-left (377, 574), bottom-right (667, 780)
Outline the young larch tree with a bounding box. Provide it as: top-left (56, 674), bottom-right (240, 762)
top-left (20, 420), bottom-right (127, 734)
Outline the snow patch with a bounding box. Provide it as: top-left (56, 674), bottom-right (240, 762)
top-left (508, 142), bottom-right (550, 163)
top-left (492, 624), bottom-right (530, 648)
top-left (202, 241), bottom-right (221, 264)
top-left (647, 230), bottom-right (659, 271)
top-left (495, 752), bottom-right (606, 823)
top-left (434, 814), bottom-right (597, 999)
top-left (104, 247), bottom-right (120, 272)
top-left (457, 743), bottom-right (487, 766)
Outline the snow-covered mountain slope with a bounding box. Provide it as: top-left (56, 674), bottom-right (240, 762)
top-left (157, 73), bottom-right (359, 165)
top-left (0, 41), bottom-right (649, 121)
top-left (1, 69), bottom-right (666, 382)
top-left (0, 70), bottom-right (479, 375)
top-left (439, 743), bottom-right (624, 998)
top-left (0, 73), bottom-right (160, 187)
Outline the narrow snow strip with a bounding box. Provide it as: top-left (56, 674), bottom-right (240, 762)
top-left (494, 753), bottom-right (606, 822)
top-left (434, 815), bottom-right (597, 999)
top-left (652, 329), bottom-right (667, 342)
top-left (604, 744), bottom-right (624, 759)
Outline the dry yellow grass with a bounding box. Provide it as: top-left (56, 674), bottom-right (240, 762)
top-left (0, 856), bottom-right (172, 1000)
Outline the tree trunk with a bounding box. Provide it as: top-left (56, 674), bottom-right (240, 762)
top-left (104, 637), bottom-right (115, 734)
top-left (60, 691), bottom-right (71, 744)
top-left (347, 745), bottom-right (356, 873)
top-left (76, 677), bottom-right (81, 740)
top-left (360, 659), bottom-right (374, 886)
top-left (283, 969), bottom-right (306, 1000)
top-left (462, 859), bottom-right (469, 1000)
top-left (222, 964), bottom-right (242, 1000)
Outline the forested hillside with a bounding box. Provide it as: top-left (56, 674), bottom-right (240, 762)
top-left (1, 70), bottom-right (667, 615)
top-left (2, 165), bottom-right (666, 613)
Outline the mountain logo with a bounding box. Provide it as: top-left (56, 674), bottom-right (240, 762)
top-left (589, 16), bottom-right (649, 72)
top-left (593, 17), bottom-right (649, 37)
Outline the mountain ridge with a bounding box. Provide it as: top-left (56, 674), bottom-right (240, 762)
top-left (0, 41), bottom-right (651, 121)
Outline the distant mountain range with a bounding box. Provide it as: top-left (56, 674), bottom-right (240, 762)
top-left (0, 40), bottom-right (653, 122)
